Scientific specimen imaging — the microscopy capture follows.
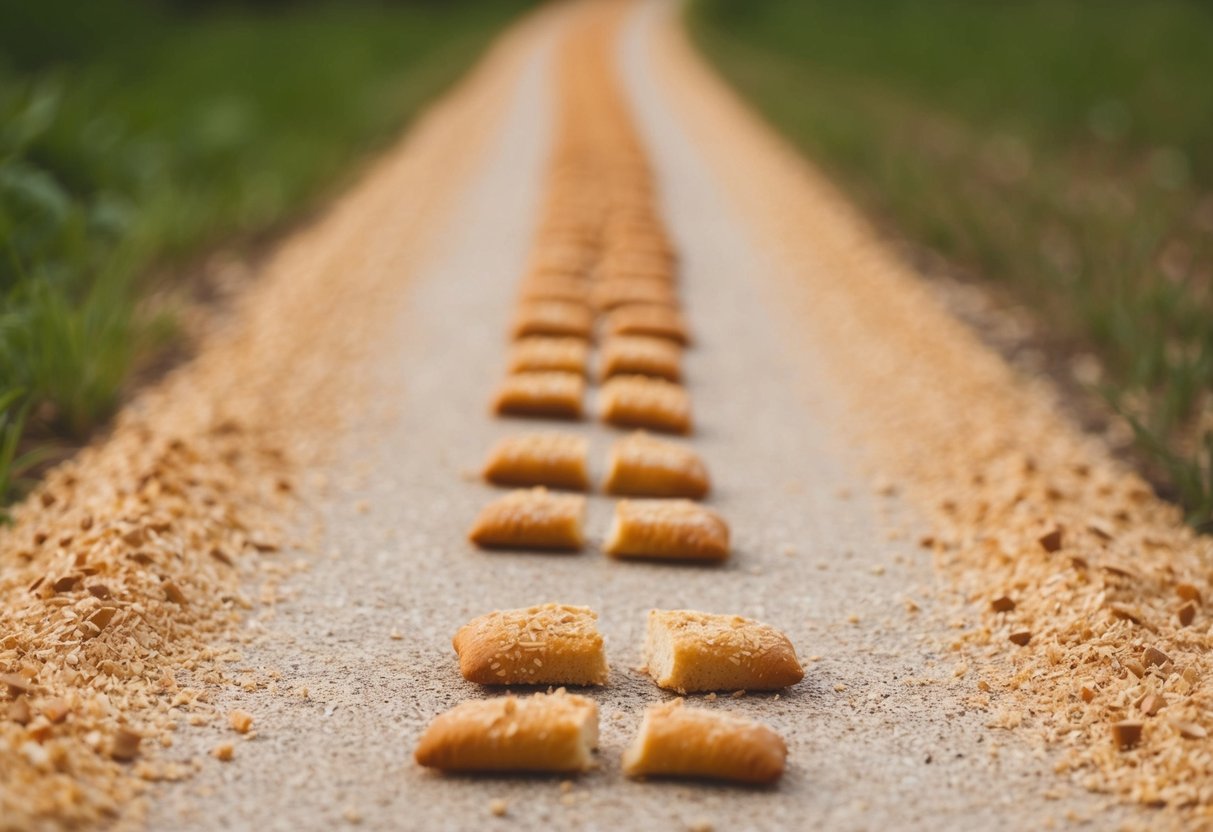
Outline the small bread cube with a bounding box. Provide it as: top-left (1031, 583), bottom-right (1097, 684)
top-left (512, 301), bottom-right (594, 340)
top-left (454, 604), bottom-right (608, 686)
top-left (507, 337), bottom-right (589, 376)
top-left (493, 372), bottom-right (584, 420)
top-left (604, 500), bottom-right (728, 562)
top-left (603, 432), bottom-right (708, 498)
top-left (599, 336), bottom-right (683, 383)
top-left (622, 699), bottom-right (785, 784)
top-left (643, 609), bottom-right (804, 693)
top-left (604, 305), bottom-right (689, 345)
top-left (414, 689), bottom-right (598, 773)
top-left (469, 488), bottom-right (586, 551)
top-left (600, 376), bottom-right (691, 434)
top-left (482, 433), bottom-right (589, 491)
top-left (519, 274), bottom-right (590, 305)
top-left (591, 279), bottom-right (678, 312)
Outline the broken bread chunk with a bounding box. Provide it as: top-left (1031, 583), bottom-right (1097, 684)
top-left (507, 337), bottom-right (589, 377)
top-left (454, 604), bottom-right (608, 686)
top-left (512, 300), bottom-right (593, 340)
top-left (599, 376), bottom-right (692, 435)
top-left (414, 689), bottom-right (598, 773)
top-left (599, 336), bottom-right (682, 383)
top-left (622, 699), bottom-right (785, 784)
top-left (604, 304), bottom-right (689, 345)
top-left (519, 274), bottom-right (590, 305)
top-left (469, 488), bottom-right (586, 551)
top-left (644, 609), bottom-right (804, 693)
top-left (493, 372), bottom-right (584, 420)
top-left (591, 278), bottom-right (678, 312)
top-left (604, 500), bottom-right (728, 562)
top-left (603, 432), bottom-right (709, 498)
top-left (482, 433), bottom-right (589, 491)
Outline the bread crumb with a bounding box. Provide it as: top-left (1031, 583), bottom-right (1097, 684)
top-left (389, 628), bottom-right (403, 640)
top-left (212, 742), bottom-right (235, 762)
top-left (228, 710), bottom-right (254, 734)
top-left (489, 799), bottom-right (509, 817)
top-left (343, 807), bottom-right (363, 824)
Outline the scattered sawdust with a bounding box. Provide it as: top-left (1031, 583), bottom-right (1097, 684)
top-left (658, 10), bottom-right (1213, 817)
top-left (0, 9), bottom-right (533, 827)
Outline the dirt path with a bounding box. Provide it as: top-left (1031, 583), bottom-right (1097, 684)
top-left (132, 2), bottom-right (1159, 829)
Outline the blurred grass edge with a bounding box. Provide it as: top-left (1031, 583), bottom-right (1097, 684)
top-left (688, 0), bottom-right (1213, 531)
top-left (0, 0), bottom-right (531, 517)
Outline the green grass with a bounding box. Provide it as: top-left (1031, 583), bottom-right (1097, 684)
top-left (690, 0), bottom-right (1213, 529)
top-left (0, 0), bottom-right (528, 513)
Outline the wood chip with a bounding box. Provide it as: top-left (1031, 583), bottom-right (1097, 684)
top-left (1111, 721), bottom-right (1143, 751)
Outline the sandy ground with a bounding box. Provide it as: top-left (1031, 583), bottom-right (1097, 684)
top-left (137, 2), bottom-right (1155, 829)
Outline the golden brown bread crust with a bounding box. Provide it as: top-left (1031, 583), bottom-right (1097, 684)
top-left (603, 432), bottom-right (709, 498)
top-left (604, 305), bottom-right (689, 344)
top-left (414, 689), bottom-right (599, 773)
top-left (482, 433), bottom-right (590, 491)
top-left (643, 609), bottom-right (804, 693)
top-left (512, 300), bottom-right (594, 340)
top-left (599, 375), bottom-right (692, 435)
top-left (599, 336), bottom-right (682, 383)
top-left (507, 337), bottom-right (590, 376)
top-left (604, 499), bottom-right (729, 562)
top-left (468, 488), bottom-right (586, 551)
top-left (591, 279), bottom-right (678, 312)
top-left (493, 372), bottom-right (584, 420)
top-left (453, 604), bottom-right (608, 686)
top-left (621, 699), bottom-right (785, 784)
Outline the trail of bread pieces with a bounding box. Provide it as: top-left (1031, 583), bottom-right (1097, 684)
top-left (453, 0), bottom-right (787, 779)
top-left (3, 0), bottom-right (1209, 827)
top-left (655, 4), bottom-right (1213, 817)
top-left (0, 18), bottom-right (535, 829)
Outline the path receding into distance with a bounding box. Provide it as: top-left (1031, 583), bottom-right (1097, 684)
top-left (142, 2), bottom-right (1149, 829)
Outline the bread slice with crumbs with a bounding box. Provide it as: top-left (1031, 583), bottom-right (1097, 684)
top-left (604, 499), bottom-right (728, 562)
top-left (507, 337), bottom-right (589, 377)
top-left (643, 609), bottom-right (804, 693)
top-left (493, 372), bottom-right (584, 420)
top-left (414, 689), bottom-right (598, 773)
top-left (604, 305), bottom-right (689, 345)
top-left (599, 375), bottom-right (691, 435)
top-left (454, 604), bottom-right (608, 686)
top-left (599, 336), bottom-right (682, 383)
top-left (482, 433), bottom-right (589, 491)
top-left (622, 699), bottom-right (785, 784)
top-left (512, 300), bottom-right (593, 340)
top-left (603, 432), bottom-right (708, 498)
top-left (468, 488), bottom-right (585, 551)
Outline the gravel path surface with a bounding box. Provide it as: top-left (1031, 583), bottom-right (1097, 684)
top-left (143, 2), bottom-right (1149, 829)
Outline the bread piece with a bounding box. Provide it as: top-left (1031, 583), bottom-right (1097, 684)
top-left (622, 699), bottom-right (785, 784)
top-left (512, 301), bottom-right (593, 340)
top-left (644, 609), bottom-right (803, 693)
top-left (591, 279), bottom-right (678, 312)
top-left (414, 689), bottom-right (598, 773)
top-left (604, 499), bottom-right (728, 562)
top-left (507, 338), bottom-right (589, 376)
top-left (482, 433), bottom-right (589, 491)
top-left (454, 604), bottom-right (608, 686)
top-left (519, 274), bottom-right (590, 305)
top-left (493, 372), bottom-right (584, 420)
top-left (469, 488), bottom-right (585, 551)
top-left (604, 305), bottom-right (689, 345)
top-left (603, 432), bottom-right (708, 498)
top-left (599, 336), bottom-right (682, 383)
top-left (599, 375), bottom-right (691, 434)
